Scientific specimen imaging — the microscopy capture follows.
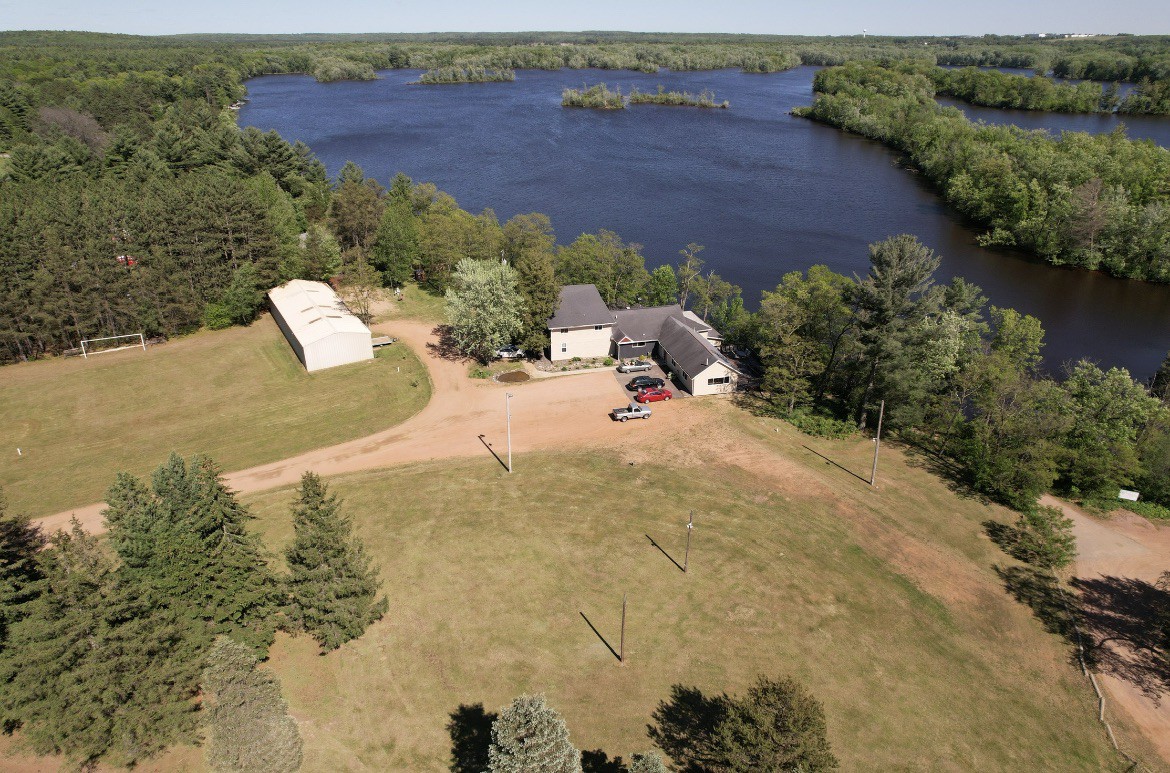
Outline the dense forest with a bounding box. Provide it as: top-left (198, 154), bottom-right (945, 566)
top-left (796, 61), bottom-right (1170, 281)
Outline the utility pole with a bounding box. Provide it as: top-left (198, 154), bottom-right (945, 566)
top-left (870, 399), bottom-right (885, 487)
top-left (503, 388), bottom-right (512, 472)
top-left (619, 593), bottom-right (627, 664)
top-left (684, 511), bottom-right (694, 573)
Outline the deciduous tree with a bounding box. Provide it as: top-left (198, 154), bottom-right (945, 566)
top-left (445, 257), bottom-right (526, 363)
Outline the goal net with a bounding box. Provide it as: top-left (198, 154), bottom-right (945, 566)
top-left (80, 333), bottom-right (146, 358)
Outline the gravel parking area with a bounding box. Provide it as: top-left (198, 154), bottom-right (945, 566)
top-left (612, 361), bottom-right (690, 398)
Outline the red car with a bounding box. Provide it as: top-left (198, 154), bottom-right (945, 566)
top-left (636, 387), bottom-right (672, 403)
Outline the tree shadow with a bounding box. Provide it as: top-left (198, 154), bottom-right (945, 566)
top-left (1071, 574), bottom-right (1170, 701)
top-left (996, 564), bottom-right (1080, 640)
top-left (582, 748), bottom-right (626, 772)
top-left (983, 520), bottom-right (1018, 554)
top-left (901, 443), bottom-right (987, 502)
top-left (580, 611), bottom-right (621, 662)
top-left (647, 684), bottom-right (731, 773)
top-left (646, 534), bottom-right (684, 573)
top-left (446, 702), bottom-right (497, 773)
top-left (426, 324), bottom-right (469, 362)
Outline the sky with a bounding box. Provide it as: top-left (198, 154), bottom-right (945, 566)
top-left (1, 0), bottom-right (1168, 36)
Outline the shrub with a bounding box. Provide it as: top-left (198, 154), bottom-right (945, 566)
top-left (1121, 501), bottom-right (1170, 520)
top-left (785, 408), bottom-right (856, 439)
top-left (1009, 506), bottom-right (1077, 570)
top-left (603, 357), bottom-right (614, 366)
top-left (471, 367), bottom-right (492, 379)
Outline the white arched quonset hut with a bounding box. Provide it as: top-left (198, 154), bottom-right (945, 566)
top-left (267, 280), bottom-right (373, 372)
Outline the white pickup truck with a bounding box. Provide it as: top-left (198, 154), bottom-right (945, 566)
top-left (611, 402), bottom-right (652, 422)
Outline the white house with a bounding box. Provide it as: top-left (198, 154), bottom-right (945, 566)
top-left (548, 284), bottom-right (739, 395)
top-left (267, 280), bottom-right (373, 372)
top-left (547, 284), bottom-right (615, 360)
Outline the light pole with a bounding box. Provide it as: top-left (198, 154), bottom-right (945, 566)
top-left (870, 399), bottom-right (885, 487)
top-left (684, 511), bottom-right (694, 573)
top-left (506, 392), bottom-right (513, 473)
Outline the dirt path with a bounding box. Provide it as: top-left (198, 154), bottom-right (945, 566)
top-left (1040, 494), bottom-right (1170, 766)
top-left (35, 320), bottom-right (692, 535)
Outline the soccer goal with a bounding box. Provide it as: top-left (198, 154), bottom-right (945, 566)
top-left (80, 333), bottom-right (146, 359)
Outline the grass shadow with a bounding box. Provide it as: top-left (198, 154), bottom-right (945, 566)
top-left (446, 702), bottom-right (497, 773)
top-left (646, 533), bottom-right (685, 573)
top-left (477, 434), bottom-right (509, 472)
top-left (983, 520), bottom-right (1018, 555)
top-left (901, 442), bottom-right (987, 502)
top-left (580, 611), bottom-right (621, 662)
top-left (801, 444), bottom-right (869, 485)
top-left (996, 564), bottom-right (1079, 640)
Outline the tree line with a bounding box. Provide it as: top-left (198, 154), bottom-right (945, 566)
top-left (797, 61), bottom-right (1170, 282)
top-left (0, 460), bottom-right (384, 768)
top-left (735, 234), bottom-right (1170, 516)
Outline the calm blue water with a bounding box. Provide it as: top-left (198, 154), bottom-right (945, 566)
top-left (241, 67), bottom-right (1170, 377)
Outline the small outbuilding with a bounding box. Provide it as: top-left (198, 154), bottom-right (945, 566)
top-left (267, 280), bottom-right (373, 372)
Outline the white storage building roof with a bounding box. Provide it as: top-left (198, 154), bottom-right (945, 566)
top-left (267, 280), bottom-right (373, 372)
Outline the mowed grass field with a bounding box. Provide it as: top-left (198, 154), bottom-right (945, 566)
top-left (0, 316), bottom-right (430, 517)
top-left (240, 406), bottom-right (1144, 772)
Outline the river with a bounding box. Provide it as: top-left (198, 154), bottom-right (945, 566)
top-left (240, 66), bottom-right (1170, 377)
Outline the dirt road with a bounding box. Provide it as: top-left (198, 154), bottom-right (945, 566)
top-left (35, 320), bottom-right (688, 535)
top-left (1040, 494), bottom-right (1170, 766)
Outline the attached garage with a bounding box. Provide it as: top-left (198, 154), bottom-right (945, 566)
top-left (267, 280), bottom-right (373, 372)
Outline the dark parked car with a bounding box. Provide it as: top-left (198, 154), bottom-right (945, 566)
top-left (626, 375), bottom-right (666, 391)
top-left (635, 388), bottom-right (673, 404)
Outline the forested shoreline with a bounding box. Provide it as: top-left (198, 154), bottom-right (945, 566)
top-left (796, 62), bottom-right (1170, 281)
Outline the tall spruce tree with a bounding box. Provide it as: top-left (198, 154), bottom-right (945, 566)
top-left (504, 213), bottom-right (559, 354)
top-left (0, 487), bottom-right (45, 644)
top-left (104, 453), bottom-right (279, 652)
top-left (0, 521), bottom-right (205, 767)
top-left (284, 472), bottom-right (388, 651)
top-left (202, 637), bottom-right (303, 773)
top-left (488, 694), bottom-right (581, 773)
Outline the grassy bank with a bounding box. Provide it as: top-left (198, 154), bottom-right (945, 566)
top-left (240, 407), bottom-right (1138, 771)
top-left (0, 316), bottom-right (430, 517)
top-left (562, 83), bottom-right (625, 109)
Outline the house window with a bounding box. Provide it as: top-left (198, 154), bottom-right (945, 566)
top-left (560, 328), bottom-right (568, 334)
top-left (594, 325), bottom-right (603, 330)
top-left (707, 375), bottom-right (732, 386)
top-left (561, 342), bottom-right (567, 353)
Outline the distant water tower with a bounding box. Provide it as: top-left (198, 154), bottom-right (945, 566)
top-left (863, 28), bottom-right (867, 38)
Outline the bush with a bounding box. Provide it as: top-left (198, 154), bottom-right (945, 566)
top-left (603, 357), bottom-right (614, 366)
top-left (786, 408), bottom-right (856, 439)
top-left (470, 367), bottom-right (492, 379)
top-left (1121, 500), bottom-right (1170, 520)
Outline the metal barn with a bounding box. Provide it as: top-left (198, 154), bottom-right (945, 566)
top-left (267, 280), bottom-right (373, 372)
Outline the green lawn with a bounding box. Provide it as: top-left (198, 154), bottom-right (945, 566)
top-left (0, 316), bottom-right (430, 517)
top-left (243, 416), bottom-right (1137, 771)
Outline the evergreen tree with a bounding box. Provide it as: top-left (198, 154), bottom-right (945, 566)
top-left (488, 694), bottom-right (581, 773)
top-left (1150, 351), bottom-right (1170, 403)
top-left (0, 487), bottom-right (45, 644)
top-left (104, 453), bottom-right (280, 653)
top-left (202, 637), bottom-right (303, 773)
top-left (371, 198), bottom-right (420, 288)
top-left (504, 213), bottom-right (560, 354)
top-left (0, 522), bottom-right (205, 767)
top-left (1008, 506), bottom-right (1077, 570)
top-left (284, 472), bottom-right (388, 651)
top-left (712, 675), bottom-right (838, 772)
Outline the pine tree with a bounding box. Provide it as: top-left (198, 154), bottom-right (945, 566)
top-left (712, 675), bottom-right (838, 772)
top-left (504, 213), bottom-right (559, 354)
top-left (488, 694), bottom-right (581, 773)
top-left (284, 472), bottom-right (388, 651)
top-left (202, 637), bottom-right (303, 773)
top-left (0, 521), bottom-right (205, 767)
top-left (0, 487), bottom-right (45, 643)
top-left (105, 453), bottom-right (279, 653)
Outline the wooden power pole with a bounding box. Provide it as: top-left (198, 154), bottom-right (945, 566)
top-left (870, 399), bottom-right (885, 487)
top-left (619, 593), bottom-right (627, 663)
top-left (684, 511), bottom-right (694, 573)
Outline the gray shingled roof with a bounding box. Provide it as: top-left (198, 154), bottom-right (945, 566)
top-left (548, 284), bottom-right (614, 329)
top-left (657, 316), bottom-right (739, 378)
top-left (613, 305), bottom-right (710, 343)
